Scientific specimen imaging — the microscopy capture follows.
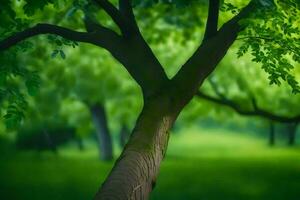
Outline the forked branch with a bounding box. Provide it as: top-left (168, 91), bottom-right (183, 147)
top-left (93, 0), bottom-right (136, 37)
top-left (172, 1), bottom-right (256, 100)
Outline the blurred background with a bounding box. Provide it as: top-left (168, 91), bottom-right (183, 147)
top-left (1, 1), bottom-right (300, 200)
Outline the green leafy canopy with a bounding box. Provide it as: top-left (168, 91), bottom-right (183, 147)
top-left (0, 0), bottom-right (299, 129)
top-left (236, 0), bottom-right (300, 93)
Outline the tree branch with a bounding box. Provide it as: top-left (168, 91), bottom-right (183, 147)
top-left (119, 0), bottom-right (139, 31)
top-left (0, 24), bottom-right (93, 51)
top-left (0, 13), bottom-right (168, 100)
top-left (0, 23), bottom-right (124, 53)
top-left (82, 10), bottom-right (122, 42)
top-left (0, 22), bottom-right (167, 98)
top-left (203, 0), bottom-right (220, 41)
top-left (82, 4), bottom-right (113, 34)
top-left (251, 96), bottom-right (258, 111)
top-left (208, 77), bottom-right (226, 99)
top-left (172, 1), bottom-right (256, 101)
top-left (85, 1), bottom-right (166, 97)
top-left (119, 0), bottom-right (133, 19)
top-left (84, 16), bottom-right (104, 32)
top-left (196, 91), bottom-right (300, 123)
top-left (93, 0), bottom-right (134, 37)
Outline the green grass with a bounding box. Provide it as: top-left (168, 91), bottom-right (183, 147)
top-left (1, 128), bottom-right (300, 200)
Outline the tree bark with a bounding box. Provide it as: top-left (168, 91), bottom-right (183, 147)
top-left (269, 122), bottom-right (275, 146)
top-left (94, 94), bottom-right (182, 199)
top-left (287, 123), bottom-right (298, 146)
top-left (90, 103), bottom-right (114, 161)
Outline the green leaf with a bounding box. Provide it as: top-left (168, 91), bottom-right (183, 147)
top-left (23, 0), bottom-right (59, 16)
top-left (258, 0), bottom-right (275, 8)
top-left (60, 50), bottom-right (66, 59)
top-left (25, 72), bottom-right (40, 96)
top-left (3, 104), bottom-right (25, 129)
top-left (51, 50), bottom-right (59, 58)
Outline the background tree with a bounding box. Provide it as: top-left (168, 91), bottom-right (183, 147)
top-left (21, 39), bottom-right (142, 160)
top-left (196, 49), bottom-right (300, 145)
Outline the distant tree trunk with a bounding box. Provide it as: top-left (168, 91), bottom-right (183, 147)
top-left (76, 138), bottom-right (85, 151)
top-left (43, 129), bottom-right (57, 154)
top-left (94, 94), bottom-right (183, 199)
top-left (119, 125), bottom-right (130, 148)
top-left (269, 122), bottom-right (275, 146)
top-left (287, 123), bottom-right (298, 146)
top-left (90, 103), bottom-right (113, 161)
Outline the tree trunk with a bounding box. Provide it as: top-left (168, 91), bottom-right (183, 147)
top-left (94, 95), bottom-right (182, 200)
top-left (76, 137), bottom-right (85, 151)
top-left (119, 125), bottom-right (130, 148)
top-left (269, 122), bottom-right (275, 146)
top-left (287, 123), bottom-right (298, 146)
top-left (90, 103), bottom-right (114, 161)
top-left (42, 129), bottom-right (58, 154)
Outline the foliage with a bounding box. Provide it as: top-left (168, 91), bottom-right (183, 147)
top-left (0, 50), bottom-right (39, 128)
top-left (199, 47), bottom-right (300, 121)
top-left (237, 0), bottom-right (300, 93)
top-left (0, 0), bottom-right (299, 130)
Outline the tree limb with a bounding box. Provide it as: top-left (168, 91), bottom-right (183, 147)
top-left (80, 5), bottom-right (163, 92)
top-left (172, 1), bottom-right (256, 100)
top-left (84, 16), bottom-right (104, 32)
top-left (82, 12), bottom-right (122, 41)
top-left (93, 0), bottom-right (133, 37)
top-left (0, 24), bottom-right (93, 51)
top-left (208, 77), bottom-right (226, 99)
top-left (82, 4), bottom-right (114, 34)
top-left (196, 91), bottom-right (300, 123)
top-left (119, 0), bottom-right (134, 20)
top-left (251, 96), bottom-right (258, 111)
top-left (0, 22), bottom-right (166, 98)
top-left (203, 0), bottom-right (220, 41)
top-left (119, 0), bottom-right (139, 31)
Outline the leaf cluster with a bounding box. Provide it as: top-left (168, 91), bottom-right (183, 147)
top-left (237, 0), bottom-right (300, 93)
top-left (0, 49), bottom-right (40, 128)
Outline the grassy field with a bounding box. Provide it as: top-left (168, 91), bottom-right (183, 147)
top-left (0, 128), bottom-right (300, 200)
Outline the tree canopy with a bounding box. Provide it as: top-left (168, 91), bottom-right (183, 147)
top-left (1, 0), bottom-right (299, 128)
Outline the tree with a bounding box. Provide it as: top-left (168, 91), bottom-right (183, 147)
top-left (269, 121), bottom-right (275, 146)
top-left (23, 40), bottom-right (140, 160)
top-left (195, 50), bottom-right (300, 146)
top-left (1, 0), bottom-right (299, 199)
top-left (196, 88), bottom-right (300, 145)
top-left (287, 122), bottom-right (298, 145)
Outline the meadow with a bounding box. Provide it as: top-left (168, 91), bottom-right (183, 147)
top-left (1, 128), bottom-right (300, 200)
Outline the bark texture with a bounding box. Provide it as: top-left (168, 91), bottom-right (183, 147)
top-left (94, 93), bottom-right (182, 200)
top-left (90, 103), bottom-right (114, 161)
